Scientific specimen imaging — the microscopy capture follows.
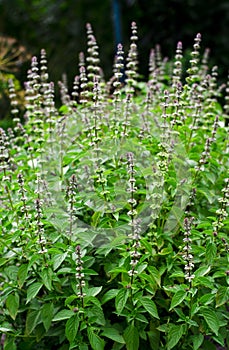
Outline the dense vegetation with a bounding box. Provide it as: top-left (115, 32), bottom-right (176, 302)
top-left (0, 22), bottom-right (228, 350)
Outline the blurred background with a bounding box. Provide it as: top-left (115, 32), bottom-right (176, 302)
top-left (0, 0), bottom-right (229, 122)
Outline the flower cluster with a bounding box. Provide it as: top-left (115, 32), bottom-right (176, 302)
top-left (8, 79), bottom-right (19, 122)
top-left (35, 177), bottom-right (47, 255)
top-left (111, 43), bottom-right (124, 134)
top-left (125, 21), bottom-right (138, 93)
top-left (126, 152), bottom-right (137, 219)
top-left (17, 172), bottom-right (30, 220)
top-left (86, 23), bottom-right (101, 85)
top-left (195, 114), bottom-right (219, 172)
top-left (0, 128), bottom-right (11, 176)
top-left (149, 166), bottom-right (164, 225)
top-left (128, 218), bottom-right (142, 279)
top-left (186, 33), bottom-right (201, 84)
top-left (126, 153), bottom-right (142, 281)
top-left (75, 245), bottom-right (86, 300)
top-left (66, 174), bottom-right (77, 239)
top-left (183, 217), bottom-right (195, 284)
top-left (172, 41), bottom-right (183, 87)
top-left (213, 178), bottom-right (229, 236)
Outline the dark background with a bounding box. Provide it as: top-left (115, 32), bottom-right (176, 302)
top-left (0, 0), bottom-right (229, 90)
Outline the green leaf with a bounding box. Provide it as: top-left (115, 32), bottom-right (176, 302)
top-left (53, 309), bottom-right (75, 322)
top-left (17, 264), bottom-right (29, 288)
top-left (193, 333), bottom-right (204, 350)
top-left (0, 323), bottom-right (14, 333)
top-left (28, 254), bottom-right (41, 269)
top-left (159, 247), bottom-right (172, 255)
top-left (167, 324), bottom-right (185, 350)
top-left (53, 252), bottom-right (68, 271)
top-left (199, 307), bottom-right (220, 336)
top-left (195, 276), bottom-right (214, 289)
top-left (148, 266), bottom-right (161, 287)
top-left (216, 286), bottom-right (229, 307)
top-left (87, 327), bottom-right (105, 350)
top-left (86, 286), bottom-right (102, 297)
top-left (3, 337), bottom-right (16, 350)
top-left (141, 238), bottom-right (153, 254)
top-left (6, 293), bottom-right (19, 320)
top-left (25, 310), bottom-right (41, 335)
top-left (4, 266), bottom-right (18, 281)
top-left (65, 295), bottom-right (78, 306)
top-left (102, 328), bottom-right (125, 344)
top-left (123, 324), bottom-right (139, 350)
top-left (194, 265), bottom-right (211, 278)
top-left (65, 315), bottom-right (79, 343)
top-left (191, 302), bottom-right (200, 318)
top-left (101, 289), bottom-right (119, 304)
top-left (79, 345), bottom-right (89, 350)
top-left (41, 303), bottom-right (54, 332)
top-left (139, 296), bottom-right (159, 319)
top-left (205, 242), bottom-right (217, 264)
top-left (26, 282), bottom-right (43, 304)
top-left (115, 288), bottom-right (130, 315)
top-left (87, 305), bottom-right (105, 326)
top-left (199, 293), bottom-right (215, 305)
top-left (169, 290), bottom-right (187, 310)
top-left (84, 296), bottom-right (101, 308)
top-left (148, 321), bottom-right (160, 350)
top-left (40, 268), bottom-right (53, 291)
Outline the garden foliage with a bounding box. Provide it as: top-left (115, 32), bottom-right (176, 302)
top-left (0, 22), bottom-right (228, 350)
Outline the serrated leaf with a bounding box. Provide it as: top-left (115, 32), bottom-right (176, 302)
top-left (17, 264), bottom-right (29, 288)
top-left (140, 297), bottom-right (159, 319)
top-left (26, 282), bottom-right (43, 304)
top-left (199, 307), bottom-right (220, 336)
top-left (193, 333), bottom-right (204, 350)
top-left (123, 324), bottom-right (139, 350)
top-left (101, 289), bottom-right (119, 304)
top-left (87, 327), bottom-right (105, 350)
top-left (25, 310), bottom-right (41, 335)
top-left (169, 290), bottom-right (187, 310)
top-left (53, 252), bottom-right (68, 271)
top-left (41, 303), bottom-right (54, 332)
top-left (115, 288), bottom-right (130, 315)
top-left (167, 324), bottom-right (185, 350)
top-left (6, 293), bottom-right (19, 320)
top-left (65, 315), bottom-right (79, 343)
top-left (102, 327), bottom-right (125, 344)
top-left (53, 309), bottom-right (75, 322)
top-left (216, 286), bottom-right (229, 307)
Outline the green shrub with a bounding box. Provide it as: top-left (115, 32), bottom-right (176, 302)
top-left (0, 22), bottom-right (228, 350)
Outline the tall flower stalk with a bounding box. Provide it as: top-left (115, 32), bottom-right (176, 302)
top-left (75, 245), bottom-right (86, 308)
top-left (183, 217), bottom-right (195, 287)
